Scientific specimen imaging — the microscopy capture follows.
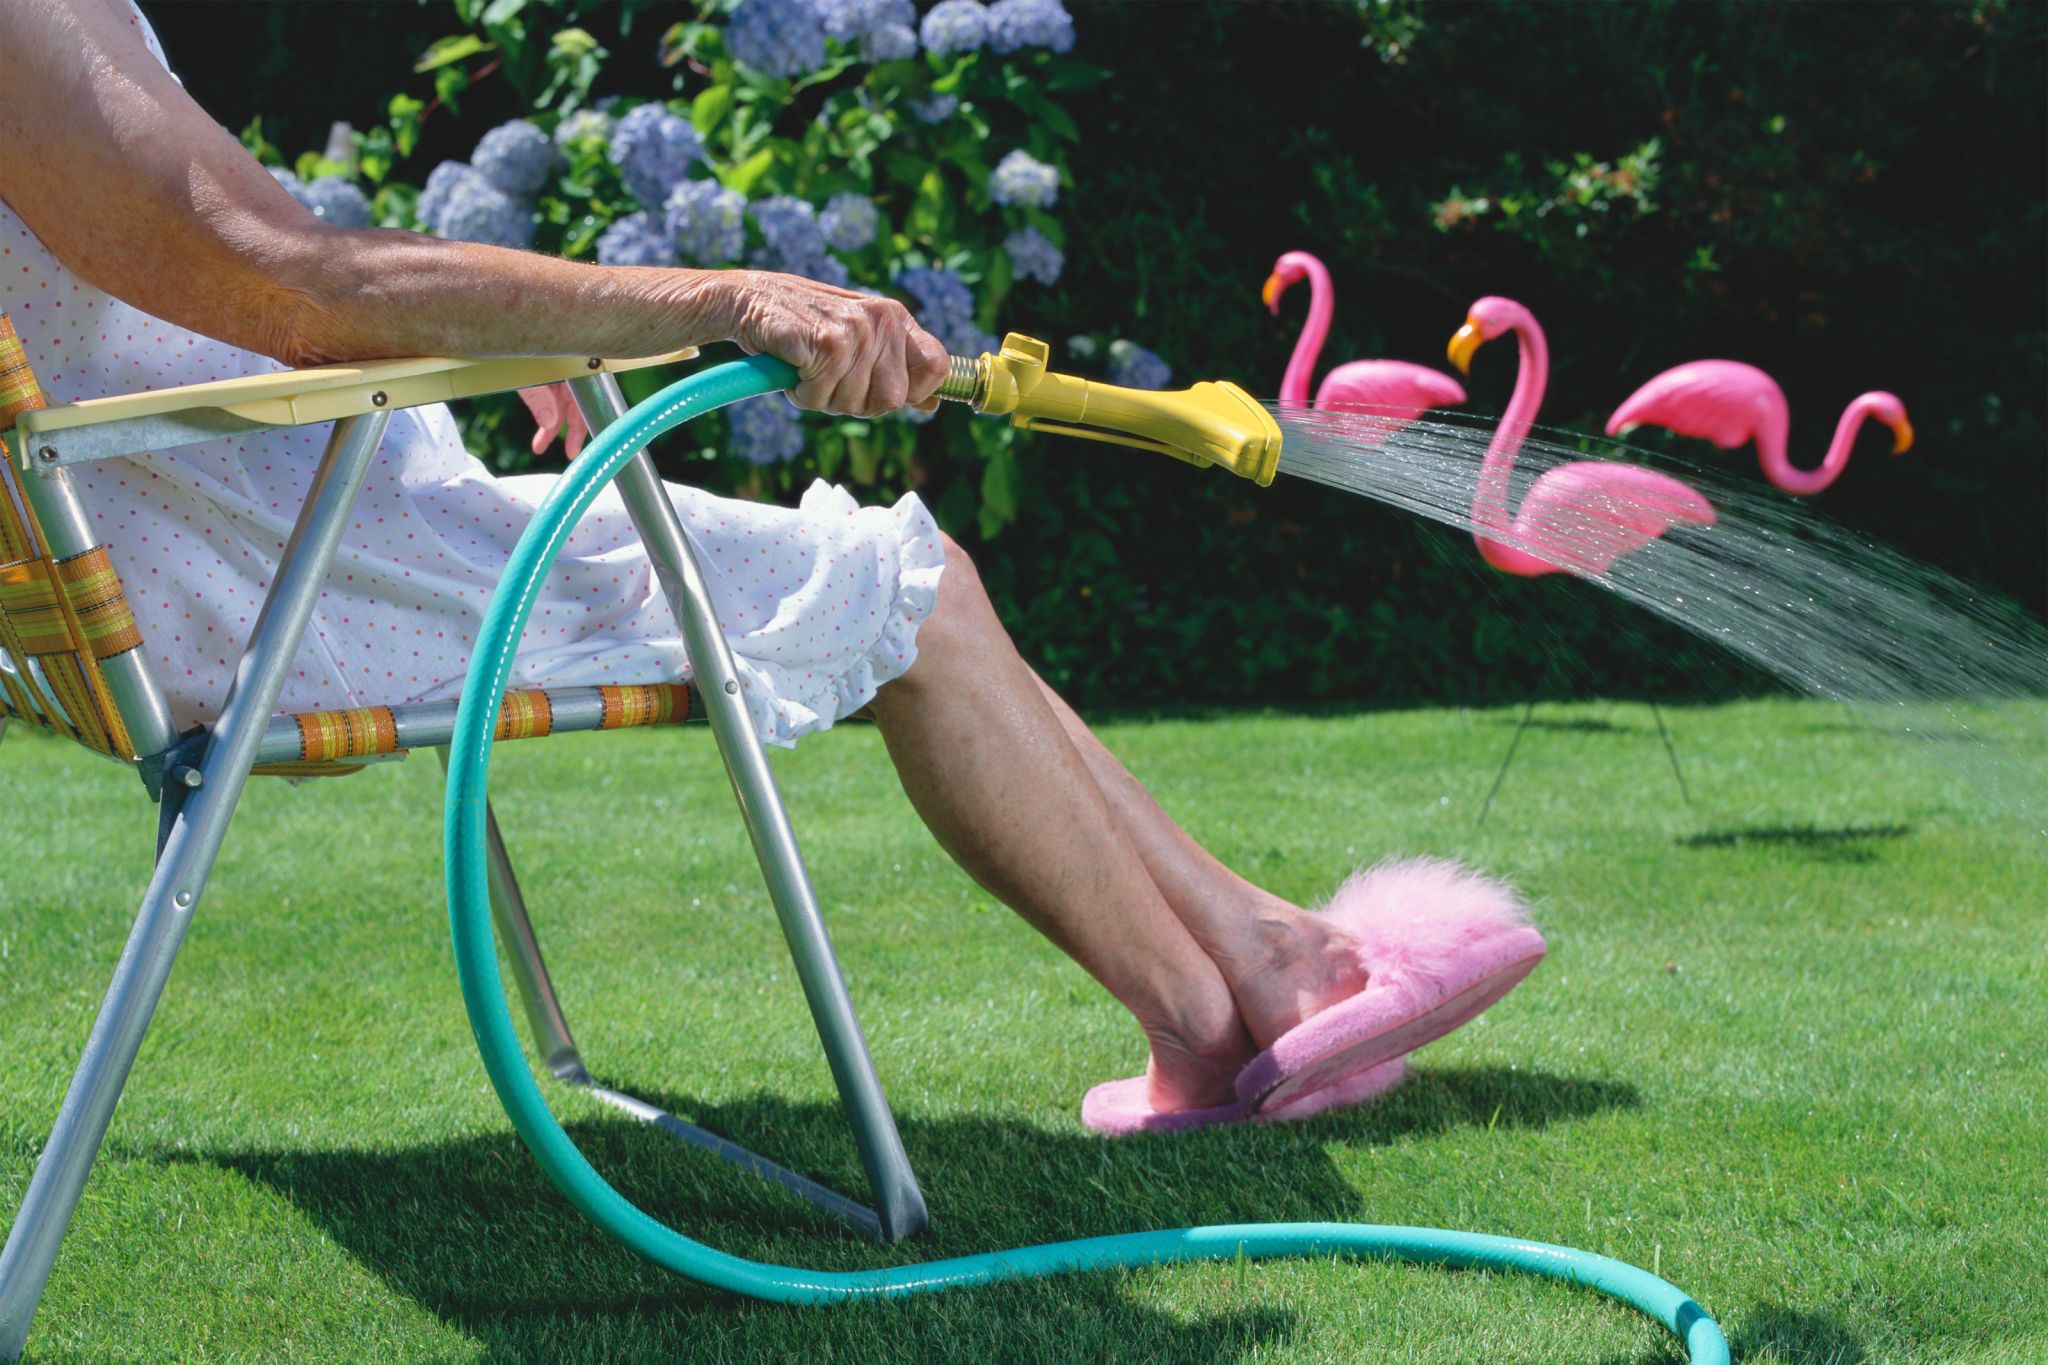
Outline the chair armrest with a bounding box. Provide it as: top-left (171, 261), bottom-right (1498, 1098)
top-left (12, 349), bottom-right (697, 471)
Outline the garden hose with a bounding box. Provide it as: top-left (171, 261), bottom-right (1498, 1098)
top-left (441, 353), bottom-right (1731, 1362)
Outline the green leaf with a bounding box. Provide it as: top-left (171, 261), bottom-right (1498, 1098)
top-left (691, 84), bottom-right (735, 137)
top-left (723, 146), bottom-right (778, 196)
top-left (434, 65), bottom-right (471, 114)
top-left (413, 33), bottom-right (491, 74)
top-left (980, 447), bottom-right (1019, 524)
top-left (480, 0), bottom-right (528, 25)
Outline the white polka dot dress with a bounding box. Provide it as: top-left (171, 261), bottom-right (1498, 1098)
top-left (0, 5), bottom-right (945, 748)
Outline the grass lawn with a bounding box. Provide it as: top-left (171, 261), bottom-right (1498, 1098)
top-left (2, 697), bottom-right (2043, 1362)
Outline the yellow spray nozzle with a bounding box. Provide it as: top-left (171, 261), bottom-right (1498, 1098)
top-left (937, 333), bottom-right (1282, 486)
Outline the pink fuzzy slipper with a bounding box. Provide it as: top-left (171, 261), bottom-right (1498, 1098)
top-left (1080, 1057), bottom-right (1409, 1137)
top-left (1234, 857), bottom-right (1546, 1116)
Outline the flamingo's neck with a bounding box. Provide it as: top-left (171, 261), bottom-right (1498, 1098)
top-left (1760, 393), bottom-right (1885, 496)
top-left (1280, 257), bottom-right (1334, 406)
top-left (1473, 310), bottom-right (1549, 545)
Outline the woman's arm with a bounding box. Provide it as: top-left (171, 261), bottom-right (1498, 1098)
top-left (0, 0), bottom-right (946, 417)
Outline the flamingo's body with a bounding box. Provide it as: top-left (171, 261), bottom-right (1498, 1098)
top-left (1605, 360), bottom-right (1912, 497)
top-left (1265, 251), bottom-right (1465, 437)
top-left (1448, 297), bottom-right (1715, 579)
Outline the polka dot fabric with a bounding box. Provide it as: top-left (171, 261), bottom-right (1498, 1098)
top-left (0, 4), bottom-right (945, 748)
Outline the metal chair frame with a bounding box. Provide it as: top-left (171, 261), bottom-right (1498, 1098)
top-left (0, 344), bottom-right (927, 1361)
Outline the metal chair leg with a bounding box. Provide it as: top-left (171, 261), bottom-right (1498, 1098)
top-left (441, 752), bottom-right (887, 1237)
top-left (566, 374), bottom-right (928, 1242)
top-left (0, 411), bottom-right (390, 1361)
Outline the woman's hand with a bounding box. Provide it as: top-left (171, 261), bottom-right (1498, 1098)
top-left (715, 271), bottom-right (951, 419)
top-left (518, 383), bottom-right (589, 459)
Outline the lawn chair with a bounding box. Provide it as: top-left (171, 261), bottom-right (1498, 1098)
top-left (0, 314), bottom-right (928, 1360)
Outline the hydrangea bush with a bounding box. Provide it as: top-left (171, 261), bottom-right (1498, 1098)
top-left (252, 0), bottom-right (1149, 540)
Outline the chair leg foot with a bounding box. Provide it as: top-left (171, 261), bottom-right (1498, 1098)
top-left (0, 771), bottom-right (242, 1358)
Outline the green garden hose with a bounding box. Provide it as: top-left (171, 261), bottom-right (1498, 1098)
top-left (441, 355), bottom-right (1731, 1362)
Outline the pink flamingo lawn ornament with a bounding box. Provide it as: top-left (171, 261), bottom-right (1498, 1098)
top-left (1264, 250), bottom-right (1466, 430)
top-left (1605, 360), bottom-right (1914, 496)
top-left (1446, 296), bottom-right (1716, 824)
top-left (1446, 297), bottom-right (1717, 577)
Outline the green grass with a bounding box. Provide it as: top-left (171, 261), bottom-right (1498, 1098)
top-left (2, 697), bottom-right (2043, 1363)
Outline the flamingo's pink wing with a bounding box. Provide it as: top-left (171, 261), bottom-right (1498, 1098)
top-left (1512, 462), bottom-right (1717, 577)
top-left (1306, 362), bottom-right (1467, 447)
top-left (1605, 360), bottom-right (1784, 450)
top-left (1315, 361), bottom-right (1467, 419)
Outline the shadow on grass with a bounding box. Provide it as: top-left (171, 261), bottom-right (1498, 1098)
top-left (186, 1065), bottom-right (1635, 1361)
top-left (1676, 824), bottom-right (1911, 864)
top-left (1600, 1301), bottom-right (1868, 1365)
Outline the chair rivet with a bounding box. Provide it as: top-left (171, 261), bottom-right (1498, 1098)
top-left (173, 891), bottom-right (192, 908)
top-left (371, 390), bottom-right (388, 407)
top-left (173, 766), bottom-right (203, 789)
top-left (724, 679), bottom-right (738, 694)
top-left (37, 445), bottom-right (57, 463)
top-left (586, 357), bottom-right (603, 370)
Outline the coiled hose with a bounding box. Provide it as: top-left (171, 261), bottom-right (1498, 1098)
top-left (441, 355), bottom-right (1731, 1361)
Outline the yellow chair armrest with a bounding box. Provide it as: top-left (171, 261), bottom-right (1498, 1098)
top-left (14, 349), bottom-right (696, 469)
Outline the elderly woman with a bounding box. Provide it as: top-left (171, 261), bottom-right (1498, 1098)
top-left (0, 0), bottom-right (1539, 1133)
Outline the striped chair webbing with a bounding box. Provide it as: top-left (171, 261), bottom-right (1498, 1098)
top-left (258, 682), bottom-right (694, 771)
top-left (0, 313), bottom-right (139, 757)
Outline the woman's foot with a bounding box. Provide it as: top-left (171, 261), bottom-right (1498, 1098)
top-left (1138, 899), bottom-right (1368, 1112)
top-left (1139, 991), bottom-right (1254, 1113)
top-left (1210, 897), bottom-right (1370, 1051)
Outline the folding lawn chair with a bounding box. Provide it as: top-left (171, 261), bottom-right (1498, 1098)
top-left (0, 314), bottom-right (927, 1360)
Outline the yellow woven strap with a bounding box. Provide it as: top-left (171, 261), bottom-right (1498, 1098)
top-left (0, 314), bottom-right (44, 427)
top-left (55, 547), bottom-right (141, 658)
top-left (293, 705), bottom-right (399, 763)
top-left (0, 315), bottom-right (45, 569)
top-left (598, 682), bottom-right (690, 730)
top-left (494, 688), bottom-right (554, 742)
top-left (251, 759), bottom-right (368, 780)
top-left (0, 557), bottom-right (65, 653)
top-left (0, 316), bottom-right (134, 757)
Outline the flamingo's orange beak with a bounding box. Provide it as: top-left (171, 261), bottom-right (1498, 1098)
top-left (1888, 415), bottom-right (1914, 454)
top-left (1446, 318), bottom-right (1484, 376)
top-left (1261, 272), bottom-right (1286, 316)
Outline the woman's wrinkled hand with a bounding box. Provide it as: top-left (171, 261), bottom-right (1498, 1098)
top-left (518, 382), bottom-right (590, 460)
top-left (717, 270), bottom-right (951, 419)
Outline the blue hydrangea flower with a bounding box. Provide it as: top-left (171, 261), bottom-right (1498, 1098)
top-left (817, 0), bottom-right (917, 60)
top-left (748, 196), bottom-right (850, 285)
top-left (553, 108), bottom-right (614, 149)
top-left (664, 179), bottom-right (747, 266)
top-left (1064, 333), bottom-right (1099, 360)
top-left (415, 161), bottom-right (480, 228)
top-left (596, 211), bottom-right (678, 267)
top-left (896, 266), bottom-right (987, 356)
top-left (986, 0), bottom-right (1074, 54)
top-left (727, 0), bottom-right (828, 80)
top-left (269, 167), bottom-right (316, 209)
top-left (1109, 339), bottom-right (1172, 390)
top-left (728, 394), bottom-right (807, 465)
top-left (819, 192), bottom-right (880, 251)
top-left (421, 162), bottom-right (534, 249)
top-left (906, 93), bottom-right (958, 124)
top-left (473, 120), bottom-right (557, 197)
top-left (609, 103), bottom-right (703, 209)
top-left (920, 0), bottom-right (988, 56)
top-left (1003, 226), bottom-right (1062, 285)
top-left (989, 149), bottom-right (1059, 208)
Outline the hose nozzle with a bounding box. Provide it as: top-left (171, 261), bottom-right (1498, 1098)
top-left (937, 333), bottom-right (1281, 486)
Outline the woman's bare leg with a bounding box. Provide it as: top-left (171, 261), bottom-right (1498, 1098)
top-left (866, 537), bottom-right (1358, 1108)
top-left (1028, 677), bottom-right (1365, 1050)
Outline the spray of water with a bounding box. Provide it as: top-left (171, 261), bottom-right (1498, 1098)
top-left (1267, 403), bottom-right (2048, 831)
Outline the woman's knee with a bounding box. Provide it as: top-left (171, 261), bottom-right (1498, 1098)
top-left (911, 533), bottom-right (999, 662)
